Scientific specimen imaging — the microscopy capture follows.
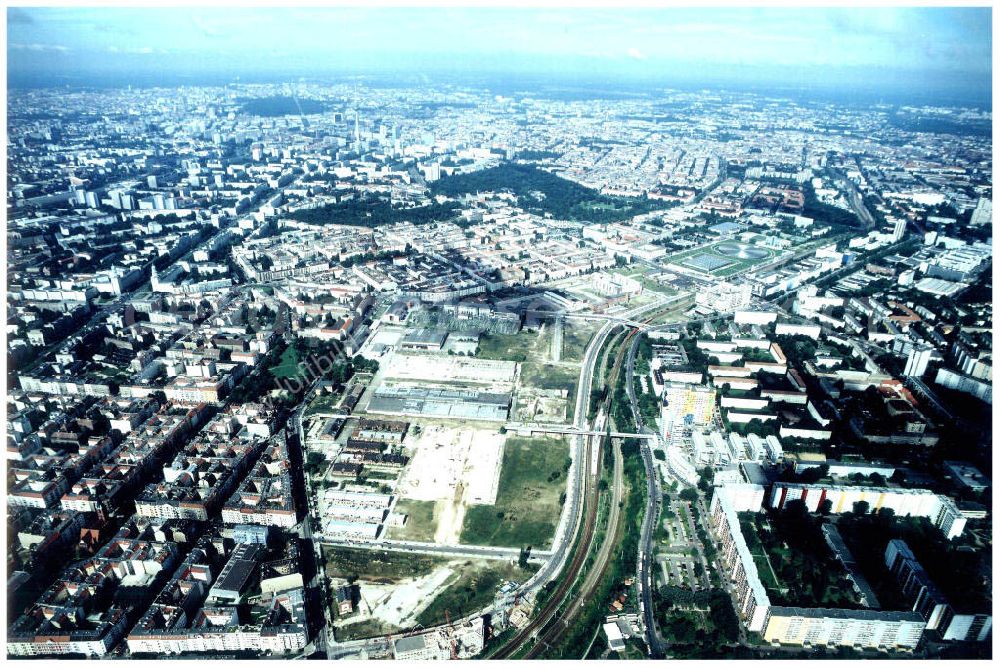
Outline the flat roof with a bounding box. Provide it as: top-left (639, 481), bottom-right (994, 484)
top-left (603, 621), bottom-right (625, 642)
top-left (768, 606), bottom-right (924, 623)
top-left (214, 559), bottom-right (256, 595)
top-left (401, 328), bottom-right (447, 346)
top-left (394, 634), bottom-right (426, 653)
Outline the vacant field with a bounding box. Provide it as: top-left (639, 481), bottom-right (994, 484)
top-left (304, 393), bottom-right (340, 416)
top-left (389, 499), bottom-right (438, 542)
top-left (269, 345), bottom-right (303, 380)
top-left (561, 322), bottom-right (600, 363)
top-left (459, 436), bottom-right (569, 549)
top-left (323, 547), bottom-right (446, 583)
top-left (415, 560), bottom-right (539, 628)
top-left (520, 362), bottom-right (579, 418)
top-left (397, 425), bottom-right (506, 543)
top-left (477, 327), bottom-right (550, 363)
top-left (334, 618), bottom-right (401, 642)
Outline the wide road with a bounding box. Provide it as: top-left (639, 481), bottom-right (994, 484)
top-left (625, 331), bottom-right (667, 658)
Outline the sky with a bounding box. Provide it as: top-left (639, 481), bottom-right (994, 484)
top-left (6, 6), bottom-right (993, 103)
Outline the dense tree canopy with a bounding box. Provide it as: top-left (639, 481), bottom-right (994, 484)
top-left (286, 197), bottom-right (462, 228)
top-left (430, 162), bottom-right (660, 223)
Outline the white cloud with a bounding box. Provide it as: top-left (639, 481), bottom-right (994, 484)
top-left (10, 43), bottom-right (69, 53)
top-left (107, 46), bottom-right (155, 55)
top-left (626, 47), bottom-right (648, 61)
top-left (192, 15), bottom-right (221, 37)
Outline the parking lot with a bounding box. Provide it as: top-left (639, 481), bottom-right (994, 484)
top-left (655, 500), bottom-right (711, 591)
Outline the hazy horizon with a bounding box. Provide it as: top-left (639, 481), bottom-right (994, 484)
top-left (7, 6), bottom-right (994, 107)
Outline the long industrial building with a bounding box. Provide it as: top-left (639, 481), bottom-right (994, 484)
top-left (368, 384), bottom-right (512, 421)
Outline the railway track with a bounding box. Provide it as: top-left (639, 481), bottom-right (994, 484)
top-left (494, 329), bottom-right (639, 659)
top-left (491, 429), bottom-right (604, 658)
top-left (522, 433), bottom-right (625, 659)
top-left (492, 296), bottom-right (687, 659)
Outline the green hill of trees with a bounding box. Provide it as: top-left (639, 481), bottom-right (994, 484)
top-left (431, 162), bottom-right (659, 223)
top-left (286, 197), bottom-right (461, 227)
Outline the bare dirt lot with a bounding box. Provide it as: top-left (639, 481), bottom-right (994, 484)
top-left (394, 424), bottom-right (506, 544)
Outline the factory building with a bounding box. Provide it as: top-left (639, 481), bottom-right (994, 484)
top-left (369, 385), bottom-right (512, 422)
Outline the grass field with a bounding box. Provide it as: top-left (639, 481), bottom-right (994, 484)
top-left (561, 321), bottom-right (600, 363)
top-left (415, 560), bottom-right (538, 628)
top-left (304, 393), bottom-right (340, 416)
top-left (389, 499), bottom-right (438, 542)
top-left (477, 327), bottom-right (551, 363)
top-left (269, 345), bottom-right (304, 380)
top-left (323, 547), bottom-right (446, 583)
top-left (334, 618), bottom-right (401, 642)
top-left (520, 362), bottom-right (579, 418)
top-left (459, 436), bottom-right (569, 549)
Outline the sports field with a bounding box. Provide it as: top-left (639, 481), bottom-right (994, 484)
top-left (666, 240), bottom-right (775, 278)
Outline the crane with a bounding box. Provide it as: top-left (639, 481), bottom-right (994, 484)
top-left (444, 609), bottom-right (458, 660)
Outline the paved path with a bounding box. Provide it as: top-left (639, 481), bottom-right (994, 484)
top-left (551, 315), bottom-right (563, 363)
top-left (317, 538), bottom-right (552, 563)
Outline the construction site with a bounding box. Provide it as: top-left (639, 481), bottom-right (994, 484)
top-left (393, 424), bottom-right (506, 544)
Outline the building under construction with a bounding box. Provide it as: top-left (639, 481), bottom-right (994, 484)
top-left (391, 617), bottom-right (485, 660)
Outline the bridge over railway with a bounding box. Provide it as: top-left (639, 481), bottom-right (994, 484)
top-left (505, 422), bottom-right (658, 441)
